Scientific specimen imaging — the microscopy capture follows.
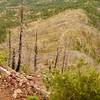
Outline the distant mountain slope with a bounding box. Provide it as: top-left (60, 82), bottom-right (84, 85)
top-left (0, 0), bottom-right (100, 71)
top-left (0, 0), bottom-right (100, 43)
top-left (1, 9), bottom-right (100, 70)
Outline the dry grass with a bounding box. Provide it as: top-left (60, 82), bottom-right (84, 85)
top-left (0, 9), bottom-right (100, 71)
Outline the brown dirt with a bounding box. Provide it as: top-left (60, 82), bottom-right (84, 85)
top-left (0, 72), bottom-right (48, 100)
top-left (0, 90), bottom-right (14, 100)
top-left (0, 82), bottom-right (14, 100)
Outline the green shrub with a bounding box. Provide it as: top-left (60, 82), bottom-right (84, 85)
top-left (0, 28), bottom-right (7, 43)
top-left (26, 96), bottom-right (39, 100)
top-left (43, 63), bottom-right (100, 100)
top-left (0, 50), bottom-right (7, 65)
top-left (20, 64), bottom-right (34, 75)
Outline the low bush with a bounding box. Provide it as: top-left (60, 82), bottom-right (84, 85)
top-left (43, 62), bottom-right (100, 100)
top-left (0, 50), bottom-right (7, 66)
top-left (26, 96), bottom-right (39, 100)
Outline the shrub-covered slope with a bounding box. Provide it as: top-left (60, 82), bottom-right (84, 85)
top-left (0, 0), bottom-right (100, 71)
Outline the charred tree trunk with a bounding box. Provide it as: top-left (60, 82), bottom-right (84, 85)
top-left (34, 29), bottom-right (38, 72)
top-left (8, 30), bottom-right (11, 67)
top-left (49, 64), bottom-right (52, 71)
top-left (54, 47), bottom-right (59, 69)
top-left (16, 0), bottom-right (24, 72)
top-left (12, 48), bottom-right (16, 70)
top-left (62, 45), bottom-right (67, 73)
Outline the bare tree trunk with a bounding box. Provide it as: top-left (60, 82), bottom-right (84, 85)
top-left (16, 0), bottom-right (24, 72)
top-left (8, 29), bottom-right (11, 67)
top-left (49, 64), bottom-right (52, 71)
top-left (34, 29), bottom-right (38, 72)
top-left (64, 42), bottom-right (70, 69)
top-left (12, 48), bottom-right (16, 70)
top-left (62, 45), bottom-right (67, 73)
top-left (54, 47), bottom-right (59, 69)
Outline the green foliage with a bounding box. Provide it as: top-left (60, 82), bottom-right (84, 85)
top-left (26, 96), bottom-right (39, 100)
top-left (1, 0), bottom-right (100, 27)
top-left (28, 0), bottom-right (100, 30)
top-left (0, 50), bottom-right (7, 65)
top-left (0, 29), bottom-right (7, 43)
top-left (43, 61), bottom-right (100, 100)
top-left (20, 65), bottom-right (34, 75)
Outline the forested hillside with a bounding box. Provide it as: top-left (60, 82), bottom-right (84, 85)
top-left (0, 0), bottom-right (100, 42)
top-left (0, 0), bottom-right (100, 100)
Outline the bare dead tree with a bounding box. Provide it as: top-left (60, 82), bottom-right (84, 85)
top-left (16, 0), bottom-right (24, 72)
top-left (64, 41), bottom-right (70, 69)
top-left (34, 29), bottom-right (38, 72)
top-left (8, 29), bottom-right (11, 67)
top-left (62, 45), bottom-right (67, 73)
top-left (49, 64), bottom-right (52, 71)
top-left (54, 47), bottom-right (59, 69)
top-left (12, 48), bottom-right (16, 70)
top-left (48, 58), bottom-right (52, 72)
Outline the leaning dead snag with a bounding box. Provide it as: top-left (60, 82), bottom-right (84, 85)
top-left (12, 48), bottom-right (16, 70)
top-left (0, 66), bottom-right (11, 75)
top-left (62, 45), bottom-right (67, 73)
top-left (65, 41), bottom-right (70, 69)
top-left (34, 29), bottom-right (38, 72)
top-left (54, 47), bottom-right (59, 69)
top-left (8, 29), bottom-right (12, 67)
top-left (16, 0), bottom-right (24, 72)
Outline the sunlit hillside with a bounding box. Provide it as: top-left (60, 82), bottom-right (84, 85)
top-left (0, 1), bottom-right (100, 100)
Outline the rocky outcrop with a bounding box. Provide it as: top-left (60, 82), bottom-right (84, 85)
top-left (0, 67), bottom-right (49, 100)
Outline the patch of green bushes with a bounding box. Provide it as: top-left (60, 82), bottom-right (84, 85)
top-left (43, 60), bottom-right (100, 100)
top-left (26, 96), bottom-right (39, 100)
top-left (0, 50), bottom-right (7, 65)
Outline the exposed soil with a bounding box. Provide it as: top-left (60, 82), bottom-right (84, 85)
top-left (0, 71), bottom-right (48, 100)
top-left (0, 87), bottom-right (14, 100)
top-left (0, 76), bottom-right (14, 100)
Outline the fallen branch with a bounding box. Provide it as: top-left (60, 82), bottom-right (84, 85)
top-left (0, 66), bottom-right (11, 75)
top-left (33, 85), bottom-right (50, 97)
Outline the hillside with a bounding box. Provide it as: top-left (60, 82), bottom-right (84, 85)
top-left (0, 0), bottom-right (100, 100)
top-left (0, 9), bottom-right (100, 72)
top-left (0, 0), bottom-right (100, 43)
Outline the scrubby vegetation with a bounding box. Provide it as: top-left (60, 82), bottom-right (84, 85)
top-left (0, 50), bottom-right (7, 66)
top-left (43, 59), bottom-right (100, 100)
top-left (0, 0), bottom-right (100, 100)
top-left (26, 96), bottom-right (39, 100)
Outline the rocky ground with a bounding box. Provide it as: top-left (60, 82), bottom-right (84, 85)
top-left (0, 67), bottom-right (49, 100)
